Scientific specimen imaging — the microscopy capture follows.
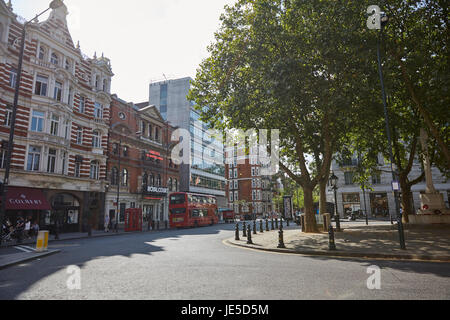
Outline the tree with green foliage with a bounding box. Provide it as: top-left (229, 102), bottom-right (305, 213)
top-left (189, 0), bottom-right (375, 233)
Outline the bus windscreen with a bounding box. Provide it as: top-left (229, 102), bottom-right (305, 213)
top-left (170, 194), bottom-right (186, 204)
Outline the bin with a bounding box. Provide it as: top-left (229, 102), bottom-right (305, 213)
top-left (36, 231), bottom-right (49, 252)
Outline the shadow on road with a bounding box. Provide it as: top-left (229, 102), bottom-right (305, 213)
top-left (0, 223), bottom-right (234, 299)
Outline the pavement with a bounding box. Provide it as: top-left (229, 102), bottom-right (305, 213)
top-left (226, 220), bottom-right (450, 263)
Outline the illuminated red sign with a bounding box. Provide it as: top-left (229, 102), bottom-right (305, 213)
top-left (146, 150), bottom-right (164, 161)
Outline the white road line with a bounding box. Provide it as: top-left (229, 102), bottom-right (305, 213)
top-left (14, 245), bottom-right (35, 253)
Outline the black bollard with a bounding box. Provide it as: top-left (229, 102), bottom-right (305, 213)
top-left (275, 218), bottom-right (278, 229)
top-left (280, 218), bottom-right (283, 229)
top-left (260, 220), bottom-right (264, 233)
top-left (235, 224), bottom-right (240, 241)
top-left (271, 219), bottom-right (274, 230)
top-left (265, 219), bottom-right (269, 232)
top-left (277, 229), bottom-right (286, 248)
top-left (148, 220), bottom-right (151, 231)
top-left (165, 221), bottom-right (168, 229)
top-left (247, 225), bottom-right (253, 244)
top-left (253, 221), bottom-right (257, 235)
top-left (328, 224), bottom-right (337, 251)
top-left (287, 218), bottom-right (290, 227)
top-left (157, 221), bottom-right (160, 230)
top-left (243, 222), bottom-right (247, 237)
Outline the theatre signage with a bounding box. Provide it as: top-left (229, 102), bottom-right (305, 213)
top-left (147, 186), bottom-right (168, 195)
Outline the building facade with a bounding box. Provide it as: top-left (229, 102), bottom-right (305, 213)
top-left (106, 95), bottom-right (180, 227)
top-left (0, 1), bottom-right (113, 233)
top-left (327, 155), bottom-right (450, 218)
top-left (225, 144), bottom-right (275, 219)
top-left (149, 77), bottom-right (226, 207)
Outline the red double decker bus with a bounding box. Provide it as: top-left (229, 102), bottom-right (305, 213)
top-left (169, 192), bottom-right (219, 228)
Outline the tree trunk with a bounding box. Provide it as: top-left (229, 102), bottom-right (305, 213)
top-left (399, 173), bottom-right (415, 224)
top-left (303, 185), bottom-right (319, 233)
top-left (319, 180), bottom-right (327, 215)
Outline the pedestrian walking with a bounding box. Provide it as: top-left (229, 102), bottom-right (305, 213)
top-left (104, 214), bottom-right (110, 233)
top-left (24, 217), bottom-right (31, 239)
top-left (32, 221), bottom-right (40, 238)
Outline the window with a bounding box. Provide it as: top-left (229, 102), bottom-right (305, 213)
top-left (168, 178), bottom-right (173, 191)
top-left (79, 96), bottom-right (86, 114)
top-left (229, 192), bottom-right (234, 202)
top-left (90, 161), bottom-right (100, 180)
top-left (94, 102), bottom-right (103, 119)
top-left (234, 191), bottom-right (239, 202)
top-left (64, 120), bottom-right (71, 140)
top-left (51, 53), bottom-right (59, 65)
top-left (155, 127), bottom-right (159, 141)
top-left (229, 169), bottom-right (233, 179)
top-left (76, 126), bottom-right (83, 145)
top-left (68, 87), bottom-right (74, 107)
top-left (31, 111), bottom-right (45, 132)
top-left (174, 179), bottom-right (178, 192)
top-left (123, 146), bottom-right (129, 157)
top-left (252, 179), bottom-right (256, 188)
top-left (34, 75), bottom-right (48, 96)
top-left (50, 114), bottom-right (59, 136)
top-left (4, 105), bottom-right (12, 127)
top-left (9, 68), bottom-right (17, 88)
top-left (122, 169), bottom-right (129, 186)
top-left (234, 180), bottom-right (238, 190)
top-left (65, 59), bottom-right (71, 71)
top-left (0, 144), bottom-right (6, 169)
top-left (103, 79), bottom-right (108, 92)
top-left (27, 146), bottom-right (41, 171)
top-left (74, 156), bottom-right (83, 178)
top-left (92, 130), bottom-right (101, 148)
top-left (157, 174), bottom-right (161, 186)
top-left (47, 149), bottom-right (57, 173)
top-left (61, 152), bottom-right (67, 175)
top-left (372, 173), bottom-right (382, 185)
top-left (54, 81), bottom-right (62, 101)
top-left (95, 75), bottom-right (100, 89)
top-left (233, 168), bottom-right (238, 179)
top-left (38, 46), bottom-right (45, 60)
top-left (148, 124), bottom-right (153, 139)
top-left (344, 172), bottom-right (355, 185)
top-left (113, 143), bottom-right (119, 155)
top-left (110, 167), bottom-right (119, 185)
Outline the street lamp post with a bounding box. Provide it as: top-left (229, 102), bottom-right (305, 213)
top-left (367, 7), bottom-right (406, 250)
top-left (0, 0), bottom-right (65, 244)
top-left (329, 172), bottom-right (341, 232)
top-left (116, 139), bottom-right (121, 233)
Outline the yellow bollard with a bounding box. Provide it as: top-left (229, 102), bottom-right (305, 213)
top-left (36, 231), bottom-right (49, 252)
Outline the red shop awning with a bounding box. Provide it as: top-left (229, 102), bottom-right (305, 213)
top-left (4, 187), bottom-right (51, 211)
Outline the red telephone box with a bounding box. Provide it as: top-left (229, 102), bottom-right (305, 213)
top-left (124, 208), bottom-right (143, 232)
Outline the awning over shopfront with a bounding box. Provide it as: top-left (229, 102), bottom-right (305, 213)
top-left (4, 187), bottom-right (51, 211)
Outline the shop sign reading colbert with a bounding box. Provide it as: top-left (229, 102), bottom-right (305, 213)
top-left (9, 194), bottom-right (44, 206)
top-left (147, 186), bottom-right (168, 195)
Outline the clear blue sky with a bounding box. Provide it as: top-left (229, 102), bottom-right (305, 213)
top-left (11, 0), bottom-right (236, 103)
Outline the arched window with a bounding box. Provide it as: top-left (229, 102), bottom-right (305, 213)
top-left (103, 79), bottom-right (108, 92)
top-left (122, 169), bottom-right (129, 186)
top-left (168, 178), bottom-right (173, 191)
top-left (157, 174), bottom-right (161, 186)
top-left (95, 75), bottom-right (100, 89)
top-left (150, 174), bottom-right (155, 186)
top-left (92, 130), bottom-right (101, 148)
top-left (51, 52), bottom-right (59, 65)
top-left (90, 161), bottom-right (100, 180)
top-left (143, 173), bottom-right (148, 189)
top-left (111, 167), bottom-right (119, 185)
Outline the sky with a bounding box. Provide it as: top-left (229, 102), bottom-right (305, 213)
top-left (12, 0), bottom-right (236, 103)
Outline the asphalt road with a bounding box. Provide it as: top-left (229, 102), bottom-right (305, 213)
top-left (0, 223), bottom-right (449, 300)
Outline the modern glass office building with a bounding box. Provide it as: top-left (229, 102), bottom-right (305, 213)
top-left (149, 77), bottom-right (227, 207)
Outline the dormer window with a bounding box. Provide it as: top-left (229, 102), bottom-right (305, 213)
top-left (51, 53), bottom-right (59, 65)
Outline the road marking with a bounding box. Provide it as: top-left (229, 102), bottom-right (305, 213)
top-left (14, 245), bottom-right (36, 253)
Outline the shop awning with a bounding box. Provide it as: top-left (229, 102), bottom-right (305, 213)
top-left (4, 187), bottom-right (51, 211)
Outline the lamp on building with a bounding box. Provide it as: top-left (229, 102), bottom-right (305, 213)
top-left (329, 172), bottom-right (341, 232)
top-left (0, 0), bottom-right (65, 244)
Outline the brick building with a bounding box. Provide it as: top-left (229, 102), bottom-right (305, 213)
top-left (0, 1), bottom-right (112, 232)
top-left (106, 95), bottom-right (179, 227)
top-left (225, 144), bottom-right (275, 219)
